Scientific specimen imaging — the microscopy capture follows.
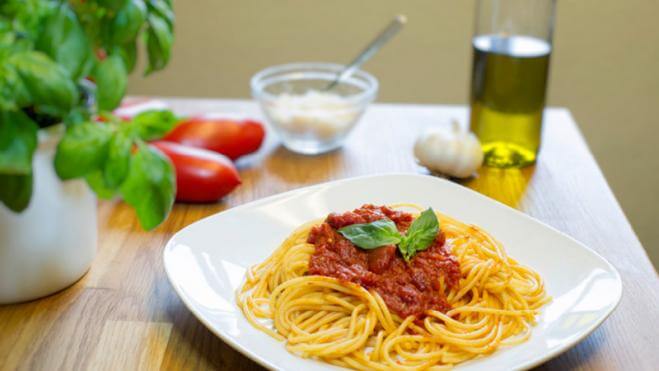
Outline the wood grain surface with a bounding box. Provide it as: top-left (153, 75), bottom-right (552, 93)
top-left (1, 98), bottom-right (657, 371)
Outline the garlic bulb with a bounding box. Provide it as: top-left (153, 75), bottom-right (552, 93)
top-left (414, 121), bottom-right (483, 178)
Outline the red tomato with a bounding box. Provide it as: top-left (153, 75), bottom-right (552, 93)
top-left (151, 141), bottom-right (241, 203)
top-left (163, 117), bottom-right (265, 160)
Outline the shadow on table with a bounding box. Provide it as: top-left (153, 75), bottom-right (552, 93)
top-left (263, 145), bottom-right (344, 185)
top-left (163, 297), bottom-right (265, 370)
top-left (459, 166), bottom-right (535, 208)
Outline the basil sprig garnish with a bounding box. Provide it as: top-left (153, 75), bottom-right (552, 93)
top-left (337, 219), bottom-right (403, 249)
top-left (338, 208), bottom-right (440, 261)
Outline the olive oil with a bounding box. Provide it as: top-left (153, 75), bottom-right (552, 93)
top-left (469, 35), bottom-right (551, 167)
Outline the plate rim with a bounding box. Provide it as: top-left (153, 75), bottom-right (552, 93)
top-left (163, 172), bottom-right (623, 371)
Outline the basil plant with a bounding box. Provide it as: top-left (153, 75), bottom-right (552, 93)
top-left (0, 0), bottom-right (177, 230)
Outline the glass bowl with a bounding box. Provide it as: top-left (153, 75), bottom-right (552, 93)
top-left (251, 63), bottom-right (378, 155)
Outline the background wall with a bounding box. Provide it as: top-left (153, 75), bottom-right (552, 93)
top-left (128, 0), bottom-right (659, 269)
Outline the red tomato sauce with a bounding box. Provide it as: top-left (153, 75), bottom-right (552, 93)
top-left (307, 204), bottom-right (460, 319)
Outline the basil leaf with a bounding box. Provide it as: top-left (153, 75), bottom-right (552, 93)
top-left (86, 171), bottom-right (117, 200)
top-left (120, 142), bottom-right (175, 230)
top-left (145, 13), bottom-right (173, 75)
top-left (95, 0), bottom-right (130, 11)
top-left (0, 173), bottom-right (33, 212)
top-left (0, 1), bottom-right (51, 44)
top-left (54, 122), bottom-right (113, 179)
top-left (103, 130), bottom-right (133, 188)
top-left (338, 219), bottom-right (402, 249)
top-left (63, 105), bottom-right (92, 126)
top-left (35, 4), bottom-right (93, 80)
top-left (0, 110), bottom-right (38, 175)
top-left (0, 64), bottom-right (30, 110)
top-left (10, 51), bottom-right (78, 113)
top-left (147, 0), bottom-right (174, 29)
top-left (131, 110), bottom-right (178, 140)
top-left (111, 0), bottom-right (147, 45)
top-left (399, 208), bottom-right (439, 261)
top-left (92, 55), bottom-right (127, 111)
top-left (116, 40), bottom-right (138, 73)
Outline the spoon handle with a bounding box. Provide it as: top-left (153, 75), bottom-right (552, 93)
top-left (326, 15), bottom-right (407, 90)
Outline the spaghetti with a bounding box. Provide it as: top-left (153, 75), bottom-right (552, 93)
top-left (237, 204), bottom-right (549, 370)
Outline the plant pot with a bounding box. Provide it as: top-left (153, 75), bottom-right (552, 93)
top-left (0, 126), bottom-right (97, 304)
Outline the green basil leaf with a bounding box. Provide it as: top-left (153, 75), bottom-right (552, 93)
top-left (146, 0), bottom-right (174, 29)
top-left (103, 130), bottom-right (132, 188)
top-left (63, 105), bottom-right (92, 126)
top-left (92, 55), bottom-right (127, 111)
top-left (0, 0), bottom-right (52, 39)
top-left (95, 0), bottom-right (130, 11)
top-left (54, 122), bottom-right (113, 179)
top-left (145, 13), bottom-right (173, 75)
top-left (111, 0), bottom-right (147, 45)
top-left (86, 171), bottom-right (117, 200)
top-left (35, 4), bottom-right (93, 80)
top-left (116, 40), bottom-right (138, 73)
top-left (131, 110), bottom-right (178, 140)
top-left (120, 142), bottom-right (175, 230)
top-left (399, 208), bottom-right (439, 260)
top-left (9, 51), bottom-right (78, 113)
top-left (0, 73), bottom-right (18, 111)
top-left (0, 173), bottom-right (33, 212)
top-left (338, 219), bottom-right (402, 249)
top-left (0, 64), bottom-right (30, 110)
top-left (0, 110), bottom-right (38, 175)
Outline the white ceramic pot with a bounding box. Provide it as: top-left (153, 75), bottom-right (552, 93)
top-left (0, 126), bottom-right (97, 304)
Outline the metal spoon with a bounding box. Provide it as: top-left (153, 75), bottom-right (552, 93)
top-left (324, 14), bottom-right (407, 91)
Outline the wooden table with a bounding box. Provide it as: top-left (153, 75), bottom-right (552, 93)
top-left (1, 98), bottom-right (657, 370)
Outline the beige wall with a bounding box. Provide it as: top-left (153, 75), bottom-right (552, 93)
top-left (128, 0), bottom-right (659, 268)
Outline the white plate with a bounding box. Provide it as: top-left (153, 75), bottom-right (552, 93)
top-left (163, 174), bottom-right (622, 371)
